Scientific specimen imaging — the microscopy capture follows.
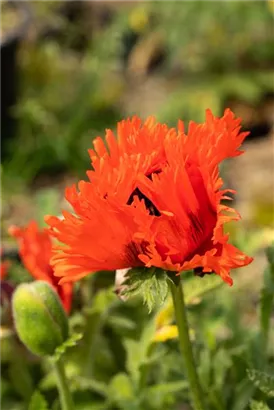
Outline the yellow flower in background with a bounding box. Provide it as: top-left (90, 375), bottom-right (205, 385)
top-left (153, 298), bottom-right (194, 343)
top-left (129, 6), bottom-right (149, 33)
top-left (154, 325), bottom-right (179, 343)
top-left (155, 298), bottom-right (174, 329)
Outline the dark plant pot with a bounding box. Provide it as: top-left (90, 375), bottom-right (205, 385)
top-left (1, 2), bottom-right (31, 157)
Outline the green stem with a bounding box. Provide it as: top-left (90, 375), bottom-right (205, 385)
top-left (168, 277), bottom-right (205, 410)
top-left (53, 359), bottom-right (74, 410)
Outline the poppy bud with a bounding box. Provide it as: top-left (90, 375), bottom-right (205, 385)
top-left (12, 281), bottom-right (69, 356)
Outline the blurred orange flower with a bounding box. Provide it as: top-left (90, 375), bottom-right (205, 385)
top-left (0, 247), bottom-right (10, 280)
top-left (0, 261), bottom-right (9, 280)
top-left (9, 222), bottom-right (72, 313)
top-left (46, 109), bottom-right (253, 285)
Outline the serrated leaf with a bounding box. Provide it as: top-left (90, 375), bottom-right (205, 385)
top-left (183, 274), bottom-right (223, 305)
top-left (28, 391), bottom-right (49, 410)
top-left (121, 267), bottom-right (168, 312)
top-left (250, 400), bottom-right (270, 410)
top-left (247, 369), bottom-right (274, 397)
top-left (53, 332), bottom-right (83, 362)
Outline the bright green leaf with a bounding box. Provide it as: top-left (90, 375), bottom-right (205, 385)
top-left (28, 391), bottom-right (49, 410)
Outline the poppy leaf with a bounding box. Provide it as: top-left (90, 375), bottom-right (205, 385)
top-left (121, 267), bottom-right (169, 313)
top-left (247, 369), bottom-right (274, 397)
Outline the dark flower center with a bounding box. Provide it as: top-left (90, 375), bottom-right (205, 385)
top-left (127, 170), bottom-right (161, 216)
top-left (127, 187), bottom-right (161, 216)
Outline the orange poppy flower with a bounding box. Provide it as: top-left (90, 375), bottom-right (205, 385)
top-left (45, 109), bottom-right (253, 285)
top-left (8, 222), bottom-right (73, 313)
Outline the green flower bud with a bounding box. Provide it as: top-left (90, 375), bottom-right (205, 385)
top-left (12, 281), bottom-right (69, 356)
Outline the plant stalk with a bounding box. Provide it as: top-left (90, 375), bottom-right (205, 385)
top-left (169, 276), bottom-right (205, 410)
top-left (53, 358), bottom-right (74, 410)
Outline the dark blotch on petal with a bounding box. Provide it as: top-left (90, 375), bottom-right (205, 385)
top-left (127, 187), bottom-right (161, 216)
top-left (127, 170), bottom-right (162, 216)
top-left (194, 266), bottom-right (212, 277)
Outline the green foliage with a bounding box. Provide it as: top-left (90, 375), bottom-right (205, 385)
top-left (72, 377), bottom-right (108, 397)
top-left (266, 245), bottom-right (274, 266)
top-left (28, 391), bottom-right (49, 410)
top-left (107, 373), bottom-right (134, 407)
top-left (152, 1), bottom-right (274, 73)
top-left (124, 319), bottom-right (156, 385)
top-left (3, 243), bottom-right (274, 410)
top-left (2, 2), bottom-right (274, 410)
top-left (53, 333), bottom-right (83, 362)
top-left (35, 189), bottom-right (61, 227)
top-left (259, 245), bottom-right (274, 362)
top-left (183, 273), bottom-right (224, 305)
top-left (8, 361), bottom-right (33, 402)
top-left (146, 380), bottom-right (189, 398)
top-left (247, 369), bottom-right (274, 397)
top-left (122, 267), bottom-right (169, 312)
top-left (250, 400), bottom-right (270, 410)
top-left (158, 71), bottom-right (274, 125)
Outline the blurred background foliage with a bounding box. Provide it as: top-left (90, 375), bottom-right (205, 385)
top-left (1, 1), bottom-right (274, 409)
top-left (1, 0), bottom-right (274, 186)
top-left (2, 244), bottom-right (274, 410)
